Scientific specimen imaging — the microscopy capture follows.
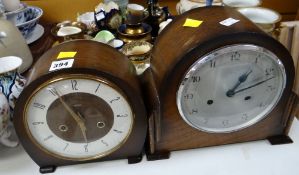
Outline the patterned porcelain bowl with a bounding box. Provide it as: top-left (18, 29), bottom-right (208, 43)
top-left (15, 6), bottom-right (43, 38)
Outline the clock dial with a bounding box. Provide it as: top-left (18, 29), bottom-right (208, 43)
top-left (25, 75), bottom-right (133, 160)
top-left (177, 45), bottom-right (286, 133)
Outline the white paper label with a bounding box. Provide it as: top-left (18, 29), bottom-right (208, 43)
top-left (95, 12), bottom-right (105, 21)
top-left (49, 59), bottom-right (74, 71)
top-left (220, 18), bottom-right (240, 26)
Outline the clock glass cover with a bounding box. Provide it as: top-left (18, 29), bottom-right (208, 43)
top-left (25, 75), bottom-right (133, 160)
top-left (177, 44), bottom-right (286, 133)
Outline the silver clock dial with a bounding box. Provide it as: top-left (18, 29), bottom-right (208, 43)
top-left (177, 45), bottom-right (286, 133)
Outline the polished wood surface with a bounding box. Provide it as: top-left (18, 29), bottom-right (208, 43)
top-left (148, 6), bottom-right (295, 153)
top-left (14, 40), bottom-right (147, 169)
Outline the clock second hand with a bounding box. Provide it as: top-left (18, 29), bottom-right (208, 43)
top-left (230, 76), bottom-right (276, 96)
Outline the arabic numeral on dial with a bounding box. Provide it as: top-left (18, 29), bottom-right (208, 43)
top-left (33, 102), bottom-right (46, 110)
top-left (190, 108), bottom-right (198, 115)
top-left (222, 120), bottom-right (229, 126)
top-left (210, 60), bottom-right (216, 68)
top-left (101, 140), bottom-right (108, 146)
top-left (191, 76), bottom-right (200, 83)
top-left (184, 94), bottom-right (194, 100)
top-left (110, 97), bottom-right (120, 103)
top-left (95, 83), bottom-right (101, 93)
top-left (266, 85), bottom-right (275, 92)
top-left (48, 88), bottom-right (58, 96)
top-left (71, 80), bottom-right (78, 90)
top-left (117, 114), bottom-right (128, 117)
top-left (32, 122), bottom-right (44, 125)
top-left (113, 129), bottom-right (123, 134)
top-left (84, 144), bottom-right (88, 152)
top-left (265, 67), bottom-right (274, 76)
top-left (231, 52), bottom-right (241, 61)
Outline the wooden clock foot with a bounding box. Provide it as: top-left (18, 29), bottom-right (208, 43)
top-left (146, 151), bottom-right (170, 161)
top-left (128, 153), bottom-right (143, 164)
top-left (267, 135), bottom-right (293, 145)
top-left (39, 166), bottom-right (57, 174)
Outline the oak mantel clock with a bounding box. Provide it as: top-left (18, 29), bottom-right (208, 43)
top-left (145, 6), bottom-right (298, 159)
top-left (13, 40), bottom-right (147, 173)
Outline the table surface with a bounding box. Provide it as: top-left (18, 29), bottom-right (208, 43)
top-left (1, 118), bottom-right (299, 175)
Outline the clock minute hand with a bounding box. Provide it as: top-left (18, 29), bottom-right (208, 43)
top-left (226, 69), bottom-right (252, 97)
top-left (233, 76), bottom-right (276, 95)
top-left (52, 88), bottom-right (87, 141)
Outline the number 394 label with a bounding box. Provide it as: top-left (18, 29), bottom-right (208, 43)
top-left (49, 59), bottom-right (74, 72)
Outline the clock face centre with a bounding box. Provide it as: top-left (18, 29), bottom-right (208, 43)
top-left (47, 92), bottom-right (114, 143)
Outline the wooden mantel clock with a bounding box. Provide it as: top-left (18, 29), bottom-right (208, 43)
top-left (145, 6), bottom-right (298, 159)
top-left (13, 40), bottom-right (147, 173)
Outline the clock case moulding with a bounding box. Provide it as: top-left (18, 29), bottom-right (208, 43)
top-left (13, 40), bottom-right (148, 173)
top-left (141, 6), bottom-right (299, 160)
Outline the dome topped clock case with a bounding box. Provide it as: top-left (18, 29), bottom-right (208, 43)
top-left (145, 6), bottom-right (298, 158)
top-left (13, 40), bottom-right (147, 173)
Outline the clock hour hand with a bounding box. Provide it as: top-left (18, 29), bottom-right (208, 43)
top-left (231, 76), bottom-right (275, 96)
top-left (226, 69), bottom-right (252, 97)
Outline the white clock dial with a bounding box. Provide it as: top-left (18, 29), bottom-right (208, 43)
top-left (177, 45), bottom-right (286, 133)
top-left (25, 76), bottom-right (133, 160)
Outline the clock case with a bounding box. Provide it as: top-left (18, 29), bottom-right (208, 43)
top-left (143, 6), bottom-right (298, 159)
top-left (13, 40), bottom-right (147, 173)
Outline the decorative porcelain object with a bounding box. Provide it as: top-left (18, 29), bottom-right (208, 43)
top-left (158, 18), bottom-right (173, 34)
top-left (0, 92), bottom-right (18, 147)
top-left (0, 17), bottom-right (33, 73)
top-left (177, 0), bottom-right (222, 14)
top-left (15, 6), bottom-right (43, 38)
top-left (108, 39), bottom-right (124, 50)
top-left (122, 40), bottom-right (152, 75)
top-left (117, 23), bottom-right (152, 43)
top-left (77, 12), bottom-right (97, 32)
top-left (51, 21), bottom-right (86, 43)
top-left (238, 7), bottom-right (281, 33)
top-left (93, 30), bottom-right (115, 43)
top-left (126, 3), bottom-right (145, 24)
top-left (0, 56), bottom-right (26, 116)
top-left (94, 1), bottom-right (122, 31)
top-left (222, 0), bottom-right (261, 8)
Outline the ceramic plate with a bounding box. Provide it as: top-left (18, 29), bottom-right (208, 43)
top-left (26, 24), bottom-right (44, 44)
top-left (238, 7), bottom-right (281, 24)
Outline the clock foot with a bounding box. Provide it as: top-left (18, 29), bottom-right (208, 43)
top-left (267, 135), bottom-right (293, 145)
top-left (146, 151), bottom-right (170, 161)
top-left (128, 153), bottom-right (143, 164)
top-left (39, 166), bottom-right (57, 174)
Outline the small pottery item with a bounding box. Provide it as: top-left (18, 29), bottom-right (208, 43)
top-left (238, 7), bottom-right (281, 34)
top-left (13, 6), bottom-right (43, 38)
top-left (126, 3), bottom-right (145, 24)
top-left (51, 21), bottom-right (87, 43)
top-left (177, 0), bottom-right (222, 14)
top-left (104, 0), bottom-right (128, 14)
top-left (0, 17), bottom-right (33, 73)
top-left (158, 18), bottom-right (173, 34)
top-left (117, 23), bottom-right (152, 43)
top-left (122, 40), bottom-right (152, 75)
top-left (93, 30), bottom-right (115, 43)
top-left (108, 39), bottom-right (124, 49)
top-left (222, 0), bottom-right (261, 8)
top-left (94, 1), bottom-right (122, 31)
top-left (0, 92), bottom-right (18, 147)
top-left (77, 12), bottom-right (97, 32)
top-left (0, 56), bottom-right (26, 116)
top-left (2, 0), bottom-right (20, 12)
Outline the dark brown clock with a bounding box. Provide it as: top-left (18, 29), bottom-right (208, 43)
top-left (144, 6), bottom-right (298, 160)
top-left (13, 40), bottom-right (147, 173)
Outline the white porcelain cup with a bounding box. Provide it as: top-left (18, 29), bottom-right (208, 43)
top-left (2, 0), bottom-right (20, 12)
